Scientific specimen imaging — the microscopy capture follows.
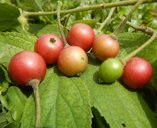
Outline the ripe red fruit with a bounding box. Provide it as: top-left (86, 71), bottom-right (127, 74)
top-left (92, 34), bottom-right (119, 61)
top-left (8, 51), bottom-right (46, 85)
top-left (58, 46), bottom-right (88, 76)
top-left (121, 57), bottom-right (153, 89)
top-left (35, 34), bottom-right (64, 64)
top-left (66, 23), bottom-right (95, 52)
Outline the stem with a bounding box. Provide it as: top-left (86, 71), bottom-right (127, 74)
top-left (97, 0), bottom-right (120, 35)
top-left (57, 1), bottom-right (67, 44)
top-left (123, 32), bottom-right (157, 62)
top-left (29, 79), bottom-right (40, 128)
top-left (150, 11), bottom-right (157, 17)
top-left (23, 0), bottom-right (155, 17)
top-left (97, 7), bottom-right (116, 35)
top-left (113, 0), bottom-right (145, 36)
top-left (125, 20), bottom-right (155, 35)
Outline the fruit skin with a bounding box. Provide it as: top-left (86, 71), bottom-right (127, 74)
top-left (99, 58), bottom-right (123, 83)
top-left (35, 34), bottom-right (64, 64)
top-left (58, 46), bottom-right (88, 76)
top-left (8, 51), bottom-right (46, 85)
top-left (121, 57), bottom-right (153, 89)
top-left (66, 23), bottom-right (95, 52)
top-left (92, 34), bottom-right (119, 61)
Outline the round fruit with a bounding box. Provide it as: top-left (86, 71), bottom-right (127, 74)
top-left (58, 46), bottom-right (88, 76)
top-left (121, 57), bottom-right (153, 89)
top-left (92, 34), bottom-right (119, 61)
top-left (35, 34), bottom-right (64, 64)
top-left (8, 51), bottom-right (46, 85)
top-left (66, 23), bottom-right (95, 52)
top-left (99, 58), bottom-right (123, 83)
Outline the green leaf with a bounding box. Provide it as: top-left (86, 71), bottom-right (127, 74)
top-left (6, 86), bottom-right (27, 121)
top-left (118, 32), bottom-right (157, 63)
top-left (80, 57), bottom-right (157, 128)
top-left (15, 0), bottom-right (43, 11)
top-left (3, 122), bottom-right (20, 128)
top-left (0, 2), bottom-right (19, 31)
top-left (37, 23), bottom-right (60, 36)
top-left (0, 81), bottom-right (9, 94)
top-left (21, 67), bottom-right (92, 128)
top-left (0, 113), bottom-right (7, 126)
top-left (0, 65), bottom-right (5, 83)
top-left (0, 65), bottom-right (11, 83)
top-left (27, 24), bottom-right (45, 36)
top-left (0, 32), bottom-right (36, 67)
top-left (5, 112), bottom-right (13, 123)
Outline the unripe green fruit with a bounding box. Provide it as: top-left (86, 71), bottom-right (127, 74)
top-left (99, 58), bottom-right (123, 83)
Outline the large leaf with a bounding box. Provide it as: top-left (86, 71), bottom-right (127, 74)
top-left (0, 32), bottom-right (36, 67)
top-left (0, 2), bottom-right (19, 31)
top-left (21, 67), bottom-right (91, 128)
top-left (80, 57), bottom-right (157, 128)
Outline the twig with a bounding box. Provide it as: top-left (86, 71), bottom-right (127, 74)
top-left (23, 0), bottom-right (155, 17)
top-left (97, 7), bottom-right (116, 35)
top-left (125, 20), bottom-right (155, 35)
top-left (113, 0), bottom-right (145, 36)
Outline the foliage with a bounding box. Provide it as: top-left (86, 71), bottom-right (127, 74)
top-left (0, 0), bottom-right (157, 128)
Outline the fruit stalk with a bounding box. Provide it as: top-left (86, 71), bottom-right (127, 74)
top-left (23, 0), bottom-right (155, 17)
top-left (123, 32), bottom-right (157, 63)
top-left (57, 1), bottom-right (67, 44)
top-left (29, 79), bottom-right (41, 128)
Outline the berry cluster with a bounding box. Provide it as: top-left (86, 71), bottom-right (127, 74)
top-left (8, 23), bottom-right (153, 90)
top-left (7, 22), bottom-right (153, 128)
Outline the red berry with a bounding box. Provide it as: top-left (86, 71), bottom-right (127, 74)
top-left (35, 34), bottom-right (64, 64)
top-left (8, 51), bottom-right (46, 85)
top-left (92, 34), bottom-right (119, 61)
top-left (58, 46), bottom-right (88, 76)
top-left (67, 23), bottom-right (95, 52)
top-left (122, 57), bottom-right (153, 89)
